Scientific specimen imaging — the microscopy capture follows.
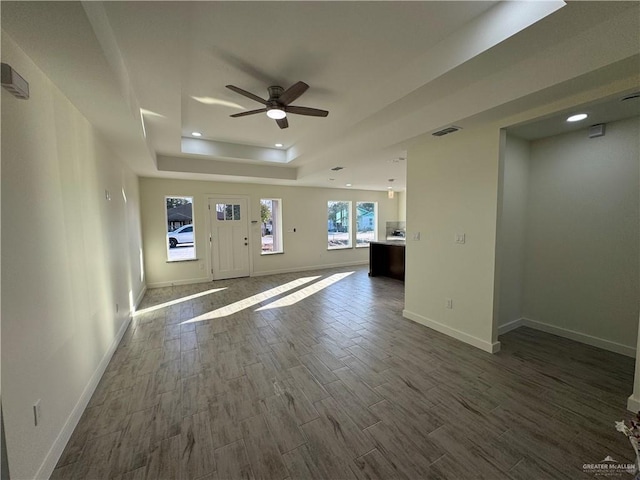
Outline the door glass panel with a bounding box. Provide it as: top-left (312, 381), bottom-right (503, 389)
top-left (225, 204), bottom-right (233, 220)
top-left (233, 204), bottom-right (241, 220)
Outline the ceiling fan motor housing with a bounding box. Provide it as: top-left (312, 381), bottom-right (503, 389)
top-left (268, 86), bottom-right (284, 100)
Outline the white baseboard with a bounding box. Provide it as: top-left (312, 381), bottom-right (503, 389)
top-left (500, 317), bottom-right (636, 358)
top-left (402, 309), bottom-right (501, 354)
top-left (35, 315), bottom-right (132, 479)
top-left (147, 277), bottom-right (211, 288)
top-left (251, 260), bottom-right (368, 278)
top-left (628, 395), bottom-right (640, 413)
top-left (146, 262), bottom-right (369, 288)
top-left (134, 284), bottom-right (147, 309)
top-left (497, 317), bottom-right (525, 336)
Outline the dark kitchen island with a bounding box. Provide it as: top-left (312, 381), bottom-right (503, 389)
top-left (368, 240), bottom-right (406, 281)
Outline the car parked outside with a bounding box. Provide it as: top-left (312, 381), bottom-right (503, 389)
top-left (167, 224), bottom-right (194, 248)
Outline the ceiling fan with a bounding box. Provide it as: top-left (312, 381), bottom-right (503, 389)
top-left (225, 81), bottom-right (328, 129)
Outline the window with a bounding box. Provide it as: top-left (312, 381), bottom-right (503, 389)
top-left (216, 203), bottom-right (242, 221)
top-left (261, 199), bottom-right (283, 254)
top-left (356, 202), bottom-right (377, 247)
top-left (327, 201), bottom-right (352, 249)
top-left (166, 196), bottom-right (195, 261)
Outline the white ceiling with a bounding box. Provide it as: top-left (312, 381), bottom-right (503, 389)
top-left (508, 91), bottom-right (640, 141)
top-left (2, 1), bottom-right (638, 191)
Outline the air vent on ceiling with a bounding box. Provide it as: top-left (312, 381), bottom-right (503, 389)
top-left (432, 126), bottom-right (461, 137)
top-left (331, 166), bottom-right (344, 171)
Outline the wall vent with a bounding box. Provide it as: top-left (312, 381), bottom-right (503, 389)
top-left (1, 63), bottom-right (29, 99)
top-left (621, 92), bottom-right (640, 102)
top-left (330, 166), bottom-right (344, 171)
top-left (432, 126), bottom-right (461, 137)
top-left (588, 124), bottom-right (606, 138)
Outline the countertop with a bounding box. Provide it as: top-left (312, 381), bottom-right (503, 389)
top-left (370, 240), bottom-right (406, 247)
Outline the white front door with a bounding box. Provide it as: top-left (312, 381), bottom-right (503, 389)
top-left (209, 197), bottom-right (250, 280)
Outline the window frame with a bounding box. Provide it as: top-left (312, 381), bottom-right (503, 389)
top-left (165, 195), bottom-right (196, 262)
top-left (260, 198), bottom-right (284, 255)
top-left (327, 200), bottom-right (353, 250)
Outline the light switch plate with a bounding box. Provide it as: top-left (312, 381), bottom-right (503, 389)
top-left (413, 232), bottom-right (421, 241)
top-left (455, 233), bottom-right (465, 244)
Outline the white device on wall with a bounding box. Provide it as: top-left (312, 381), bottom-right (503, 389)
top-left (1, 63), bottom-right (29, 99)
top-left (588, 123), bottom-right (606, 138)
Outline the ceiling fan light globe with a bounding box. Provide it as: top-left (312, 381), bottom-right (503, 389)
top-left (266, 108), bottom-right (286, 120)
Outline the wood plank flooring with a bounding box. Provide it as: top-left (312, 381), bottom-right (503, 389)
top-left (53, 266), bottom-right (636, 479)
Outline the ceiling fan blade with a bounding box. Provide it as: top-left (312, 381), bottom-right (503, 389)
top-left (230, 108), bottom-right (267, 118)
top-left (225, 85), bottom-right (267, 105)
top-left (278, 81), bottom-right (309, 105)
top-left (276, 117), bottom-right (289, 129)
top-left (285, 105), bottom-right (329, 117)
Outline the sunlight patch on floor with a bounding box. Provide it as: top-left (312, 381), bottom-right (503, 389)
top-left (181, 275), bottom-right (321, 324)
top-left (134, 287), bottom-right (227, 316)
top-left (256, 271), bottom-right (354, 311)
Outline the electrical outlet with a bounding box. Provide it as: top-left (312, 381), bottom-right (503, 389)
top-left (445, 298), bottom-right (453, 309)
top-left (455, 233), bottom-right (466, 244)
top-left (33, 399), bottom-right (41, 426)
top-left (413, 232), bottom-right (421, 241)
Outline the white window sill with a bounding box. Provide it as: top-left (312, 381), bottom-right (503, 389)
top-left (327, 246), bottom-right (352, 251)
top-left (261, 251), bottom-right (284, 256)
top-left (166, 258), bottom-right (199, 263)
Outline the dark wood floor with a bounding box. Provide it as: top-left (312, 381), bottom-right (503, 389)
top-left (52, 265), bottom-right (636, 479)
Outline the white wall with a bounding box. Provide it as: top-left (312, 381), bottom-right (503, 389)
top-left (1, 32), bottom-right (145, 479)
top-left (139, 177), bottom-right (398, 287)
top-left (397, 191), bottom-right (407, 222)
top-left (497, 135), bottom-right (530, 329)
top-left (404, 124), bottom-right (502, 353)
top-left (522, 117), bottom-right (640, 355)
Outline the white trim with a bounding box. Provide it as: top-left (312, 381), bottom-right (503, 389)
top-left (134, 284), bottom-right (147, 309)
top-left (498, 317), bottom-right (636, 358)
top-left (520, 317), bottom-right (636, 358)
top-left (627, 395), bottom-right (640, 413)
top-left (147, 277), bottom-right (211, 289)
top-left (35, 315), bottom-right (132, 480)
top-left (402, 309), bottom-right (501, 354)
top-left (497, 317), bottom-right (525, 336)
top-left (251, 260), bottom-right (368, 278)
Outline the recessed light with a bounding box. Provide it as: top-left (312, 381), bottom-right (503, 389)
top-left (191, 132), bottom-right (202, 137)
top-left (345, 183), bottom-right (352, 187)
top-left (566, 113), bottom-right (588, 122)
top-left (275, 143), bottom-right (284, 147)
